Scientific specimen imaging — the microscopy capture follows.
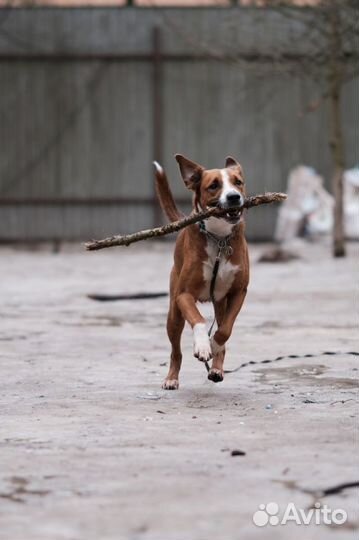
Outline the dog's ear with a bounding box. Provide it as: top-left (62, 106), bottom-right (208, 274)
top-left (175, 154), bottom-right (204, 191)
top-left (225, 156), bottom-right (241, 169)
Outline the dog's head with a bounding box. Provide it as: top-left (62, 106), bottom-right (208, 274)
top-left (175, 154), bottom-right (245, 224)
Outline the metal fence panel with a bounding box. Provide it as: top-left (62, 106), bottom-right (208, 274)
top-left (0, 7), bottom-right (357, 241)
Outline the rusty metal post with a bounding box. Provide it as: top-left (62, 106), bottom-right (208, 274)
top-left (152, 26), bottom-right (164, 227)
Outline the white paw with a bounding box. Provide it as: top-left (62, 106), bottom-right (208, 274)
top-left (193, 323), bottom-right (212, 362)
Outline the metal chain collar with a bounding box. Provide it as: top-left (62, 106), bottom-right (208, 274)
top-left (198, 220), bottom-right (234, 259)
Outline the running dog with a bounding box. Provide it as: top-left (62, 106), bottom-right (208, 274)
top-left (154, 154), bottom-right (249, 389)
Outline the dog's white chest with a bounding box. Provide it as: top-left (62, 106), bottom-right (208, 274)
top-left (200, 242), bottom-right (240, 302)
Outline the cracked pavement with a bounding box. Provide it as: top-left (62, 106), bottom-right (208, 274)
top-left (0, 240), bottom-right (357, 540)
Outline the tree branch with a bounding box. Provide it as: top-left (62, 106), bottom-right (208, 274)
top-left (85, 192), bottom-right (287, 251)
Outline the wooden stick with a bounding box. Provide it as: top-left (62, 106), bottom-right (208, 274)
top-left (85, 192), bottom-right (287, 251)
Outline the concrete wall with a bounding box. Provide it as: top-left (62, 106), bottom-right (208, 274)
top-left (0, 7), bottom-right (357, 241)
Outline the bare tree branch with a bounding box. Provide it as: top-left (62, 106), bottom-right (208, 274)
top-left (85, 192), bottom-right (287, 251)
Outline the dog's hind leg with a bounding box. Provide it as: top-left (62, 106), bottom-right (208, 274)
top-left (208, 298), bottom-right (227, 383)
top-left (162, 302), bottom-right (185, 390)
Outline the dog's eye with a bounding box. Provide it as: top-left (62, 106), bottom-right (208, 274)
top-left (208, 180), bottom-right (219, 191)
top-left (234, 178), bottom-right (243, 186)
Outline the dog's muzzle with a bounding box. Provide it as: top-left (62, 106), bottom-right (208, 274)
top-left (218, 195), bottom-right (244, 224)
top-left (207, 195), bottom-right (244, 224)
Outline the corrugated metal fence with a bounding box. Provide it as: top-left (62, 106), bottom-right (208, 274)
top-left (0, 7), bottom-right (358, 241)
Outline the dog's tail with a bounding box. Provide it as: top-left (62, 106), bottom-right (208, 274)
top-left (153, 161), bottom-right (183, 222)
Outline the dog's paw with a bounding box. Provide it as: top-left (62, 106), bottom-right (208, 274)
top-left (208, 368), bottom-right (224, 383)
top-left (162, 379), bottom-right (179, 390)
top-left (193, 323), bottom-right (212, 363)
top-left (193, 343), bottom-right (212, 363)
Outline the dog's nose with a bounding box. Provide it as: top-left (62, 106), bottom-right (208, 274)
top-left (226, 193), bottom-right (241, 205)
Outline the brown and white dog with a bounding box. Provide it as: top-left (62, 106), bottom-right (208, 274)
top-left (154, 154), bottom-right (249, 390)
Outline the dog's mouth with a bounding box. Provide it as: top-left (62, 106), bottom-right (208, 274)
top-left (207, 202), bottom-right (243, 224)
top-left (223, 207), bottom-right (242, 223)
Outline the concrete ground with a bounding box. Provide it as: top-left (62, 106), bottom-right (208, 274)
top-left (0, 239), bottom-right (358, 540)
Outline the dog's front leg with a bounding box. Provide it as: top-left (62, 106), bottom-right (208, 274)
top-left (211, 288), bottom-right (247, 361)
top-left (177, 292), bottom-right (212, 363)
top-left (208, 298), bottom-right (227, 383)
